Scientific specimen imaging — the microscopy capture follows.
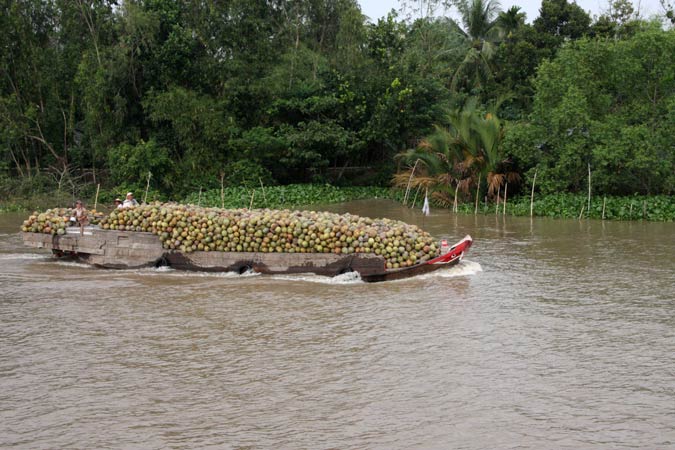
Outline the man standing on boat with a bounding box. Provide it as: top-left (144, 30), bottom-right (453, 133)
top-left (123, 192), bottom-right (139, 208)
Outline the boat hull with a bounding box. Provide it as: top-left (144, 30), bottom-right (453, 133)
top-left (21, 228), bottom-right (472, 282)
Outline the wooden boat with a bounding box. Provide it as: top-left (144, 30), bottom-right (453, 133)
top-left (21, 227), bottom-right (472, 282)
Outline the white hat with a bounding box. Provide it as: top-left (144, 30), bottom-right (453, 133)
top-left (126, 192), bottom-right (133, 196)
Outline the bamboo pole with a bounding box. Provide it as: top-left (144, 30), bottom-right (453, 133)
top-left (411, 184), bottom-right (422, 208)
top-left (143, 171), bottom-right (151, 204)
top-left (602, 196), bottom-right (606, 220)
top-left (530, 169), bottom-right (537, 217)
top-left (453, 184), bottom-right (459, 213)
top-left (403, 159), bottom-right (420, 205)
top-left (198, 186), bottom-right (202, 206)
top-left (220, 172), bottom-right (225, 209)
top-left (578, 204), bottom-right (585, 220)
top-left (249, 190), bottom-right (255, 210)
top-left (93, 183), bottom-right (100, 211)
top-left (503, 182), bottom-right (508, 216)
top-left (495, 185), bottom-right (501, 215)
top-left (474, 173), bottom-right (481, 215)
top-left (259, 177), bottom-right (267, 206)
top-left (629, 201), bottom-right (633, 219)
top-left (587, 163), bottom-right (591, 218)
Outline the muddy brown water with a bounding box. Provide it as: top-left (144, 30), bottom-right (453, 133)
top-left (1, 200), bottom-right (674, 449)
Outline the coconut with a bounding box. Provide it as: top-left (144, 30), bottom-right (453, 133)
top-left (26, 202), bottom-right (441, 267)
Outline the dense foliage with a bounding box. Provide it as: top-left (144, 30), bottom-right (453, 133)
top-left (461, 193), bottom-right (675, 221)
top-left (1, 0), bottom-right (673, 207)
top-left (182, 184), bottom-right (399, 209)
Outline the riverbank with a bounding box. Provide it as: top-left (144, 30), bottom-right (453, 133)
top-left (2, 184), bottom-right (673, 221)
top-left (457, 193), bottom-right (675, 222)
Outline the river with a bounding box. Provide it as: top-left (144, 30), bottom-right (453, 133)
top-left (1, 200), bottom-right (674, 449)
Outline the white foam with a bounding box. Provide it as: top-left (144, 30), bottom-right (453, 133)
top-left (415, 259), bottom-right (482, 280)
top-left (131, 266), bottom-right (261, 279)
top-left (0, 253), bottom-right (50, 261)
top-left (53, 260), bottom-right (95, 269)
top-left (270, 271), bottom-right (364, 285)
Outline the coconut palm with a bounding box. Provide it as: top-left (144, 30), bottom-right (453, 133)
top-left (497, 6), bottom-right (526, 37)
top-left (450, 0), bottom-right (503, 92)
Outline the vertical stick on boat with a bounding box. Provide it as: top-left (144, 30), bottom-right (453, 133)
top-left (249, 190), bottom-right (255, 210)
top-left (93, 183), bottom-right (100, 210)
top-left (143, 171), bottom-right (152, 204)
top-left (198, 186), bottom-right (202, 206)
top-left (530, 169), bottom-right (537, 217)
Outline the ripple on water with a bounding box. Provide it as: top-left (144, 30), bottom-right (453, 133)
top-left (1, 209), bottom-right (674, 449)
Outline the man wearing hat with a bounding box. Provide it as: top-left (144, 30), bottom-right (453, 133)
top-left (114, 198), bottom-right (123, 209)
top-left (123, 192), bottom-right (139, 208)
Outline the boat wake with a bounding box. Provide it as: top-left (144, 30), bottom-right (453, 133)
top-left (417, 259), bottom-right (482, 280)
top-left (270, 270), bottom-right (364, 285)
top-left (133, 261), bottom-right (481, 285)
top-left (133, 266), bottom-right (262, 279)
top-left (0, 253), bottom-right (50, 261)
top-left (53, 260), bottom-right (96, 269)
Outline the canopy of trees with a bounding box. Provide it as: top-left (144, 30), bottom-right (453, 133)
top-left (0, 0), bottom-right (672, 200)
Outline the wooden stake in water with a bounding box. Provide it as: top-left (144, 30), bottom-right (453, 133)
top-left (602, 196), bottom-right (606, 220)
top-left (259, 177), bottom-right (267, 206)
top-left (578, 204), bottom-right (585, 220)
top-left (220, 171), bottom-right (225, 209)
top-left (495, 185), bottom-right (501, 215)
top-left (503, 182), bottom-right (508, 216)
top-left (403, 159), bottom-right (420, 206)
top-left (411, 185), bottom-right (421, 208)
top-left (530, 169), bottom-right (537, 217)
top-left (143, 171), bottom-right (151, 204)
top-left (629, 201), bottom-right (633, 219)
top-left (587, 163), bottom-right (591, 218)
top-left (453, 184), bottom-right (459, 213)
top-left (93, 183), bottom-right (100, 211)
top-left (474, 173), bottom-right (481, 215)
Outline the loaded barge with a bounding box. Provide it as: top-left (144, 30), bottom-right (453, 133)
top-left (21, 227), bottom-right (472, 283)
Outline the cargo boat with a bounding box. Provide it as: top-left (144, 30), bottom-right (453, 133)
top-left (21, 227), bottom-right (472, 283)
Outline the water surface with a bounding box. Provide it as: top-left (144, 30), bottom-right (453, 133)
top-left (1, 201), bottom-right (673, 449)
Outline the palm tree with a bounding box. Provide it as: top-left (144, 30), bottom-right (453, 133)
top-left (497, 6), bottom-right (526, 38)
top-left (394, 98), bottom-right (519, 211)
top-left (450, 0), bottom-right (503, 92)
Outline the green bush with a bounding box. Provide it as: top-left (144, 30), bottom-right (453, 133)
top-left (183, 184), bottom-right (399, 209)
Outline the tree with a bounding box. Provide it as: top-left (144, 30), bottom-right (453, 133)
top-left (449, 0), bottom-right (503, 93)
top-left (497, 5), bottom-right (526, 37)
top-left (534, 0), bottom-right (591, 41)
top-left (394, 98), bottom-right (517, 207)
top-left (520, 27), bottom-right (675, 195)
